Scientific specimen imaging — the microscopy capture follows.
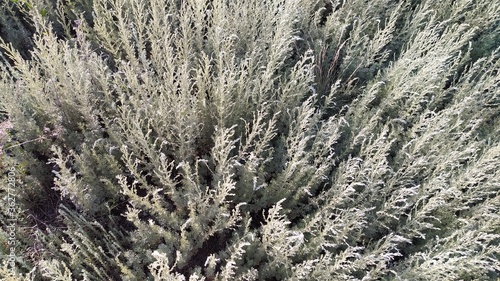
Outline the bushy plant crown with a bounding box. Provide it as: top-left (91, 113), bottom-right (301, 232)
top-left (0, 0), bottom-right (498, 280)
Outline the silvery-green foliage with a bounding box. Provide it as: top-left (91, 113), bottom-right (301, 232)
top-left (0, 0), bottom-right (499, 280)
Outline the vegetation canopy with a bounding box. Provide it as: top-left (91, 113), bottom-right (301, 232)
top-left (0, 0), bottom-right (499, 280)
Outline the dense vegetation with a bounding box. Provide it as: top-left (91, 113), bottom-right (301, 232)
top-left (0, 0), bottom-right (499, 280)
